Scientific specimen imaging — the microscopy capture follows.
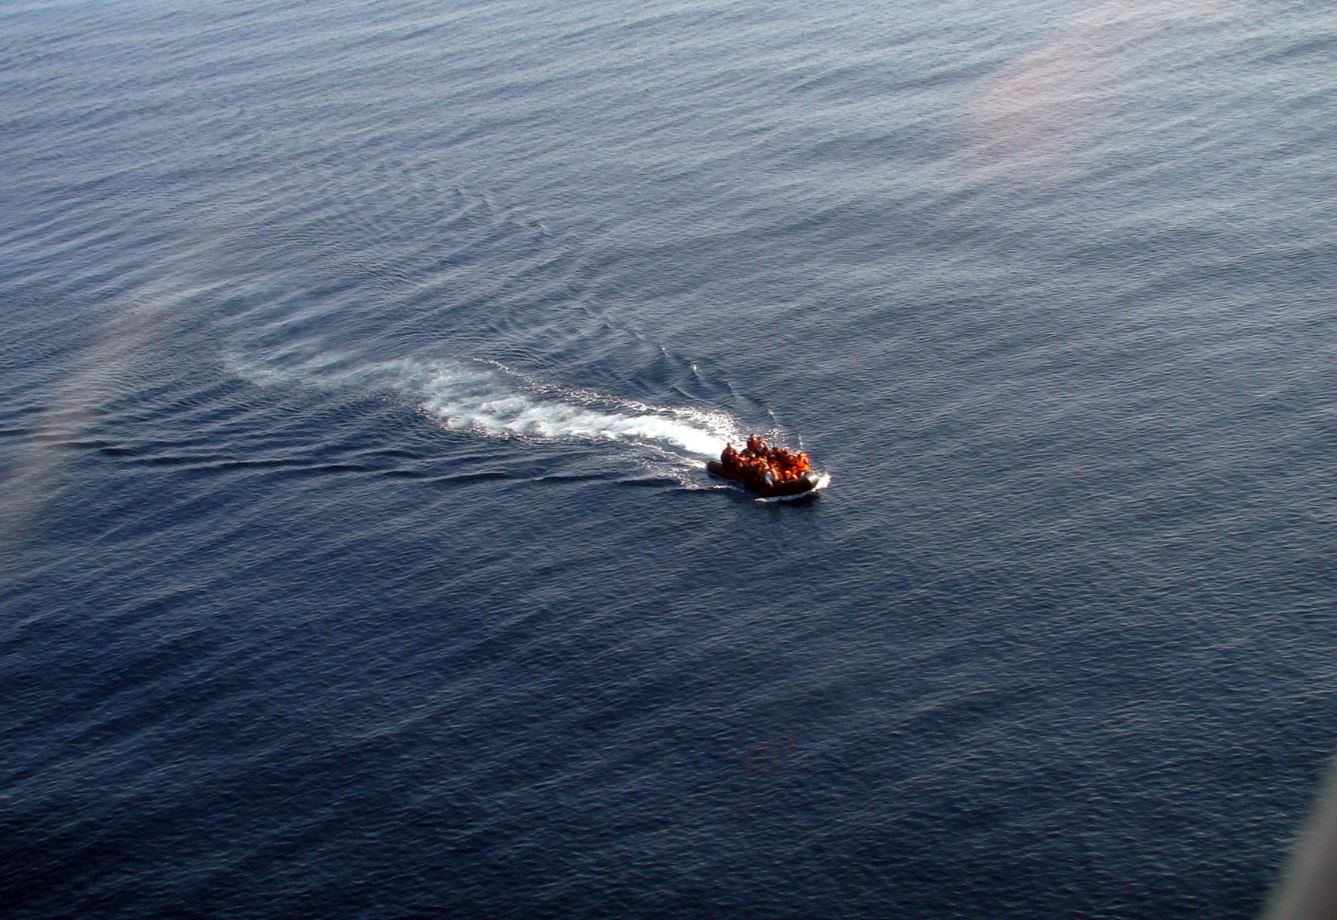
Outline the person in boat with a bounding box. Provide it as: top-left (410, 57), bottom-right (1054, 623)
top-left (721, 443), bottom-right (740, 471)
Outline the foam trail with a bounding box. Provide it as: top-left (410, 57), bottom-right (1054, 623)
top-left (227, 350), bottom-right (738, 459)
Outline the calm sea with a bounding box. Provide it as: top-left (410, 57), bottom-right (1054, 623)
top-left (3, 0), bottom-right (1335, 916)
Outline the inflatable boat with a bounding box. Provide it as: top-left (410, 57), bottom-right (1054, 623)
top-left (706, 460), bottom-right (829, 500)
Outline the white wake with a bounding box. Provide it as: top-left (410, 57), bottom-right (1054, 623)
top-left (227, 349), bottom-right (739, 459)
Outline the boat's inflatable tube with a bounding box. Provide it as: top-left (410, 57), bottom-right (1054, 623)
top-left (707, 460), bottom-right (824, 498)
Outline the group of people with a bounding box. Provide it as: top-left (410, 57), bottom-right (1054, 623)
top-left (719, 434), bottom-right (811, 485)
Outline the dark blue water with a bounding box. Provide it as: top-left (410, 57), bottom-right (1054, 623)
top-left (3, 1), bottom-right (1336, 916)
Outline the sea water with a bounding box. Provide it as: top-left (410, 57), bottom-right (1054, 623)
top-left (2, 0), bottom-right (1335, 915)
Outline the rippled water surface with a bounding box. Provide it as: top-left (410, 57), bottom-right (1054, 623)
top-left (3, 1), bottom-right (1336, 916)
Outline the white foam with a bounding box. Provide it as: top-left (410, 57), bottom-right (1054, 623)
top-left (228, 350), bottom-right (738, 459)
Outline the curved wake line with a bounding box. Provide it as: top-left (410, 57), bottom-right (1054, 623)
top-left (226, 350), bottom-right (738, 459)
